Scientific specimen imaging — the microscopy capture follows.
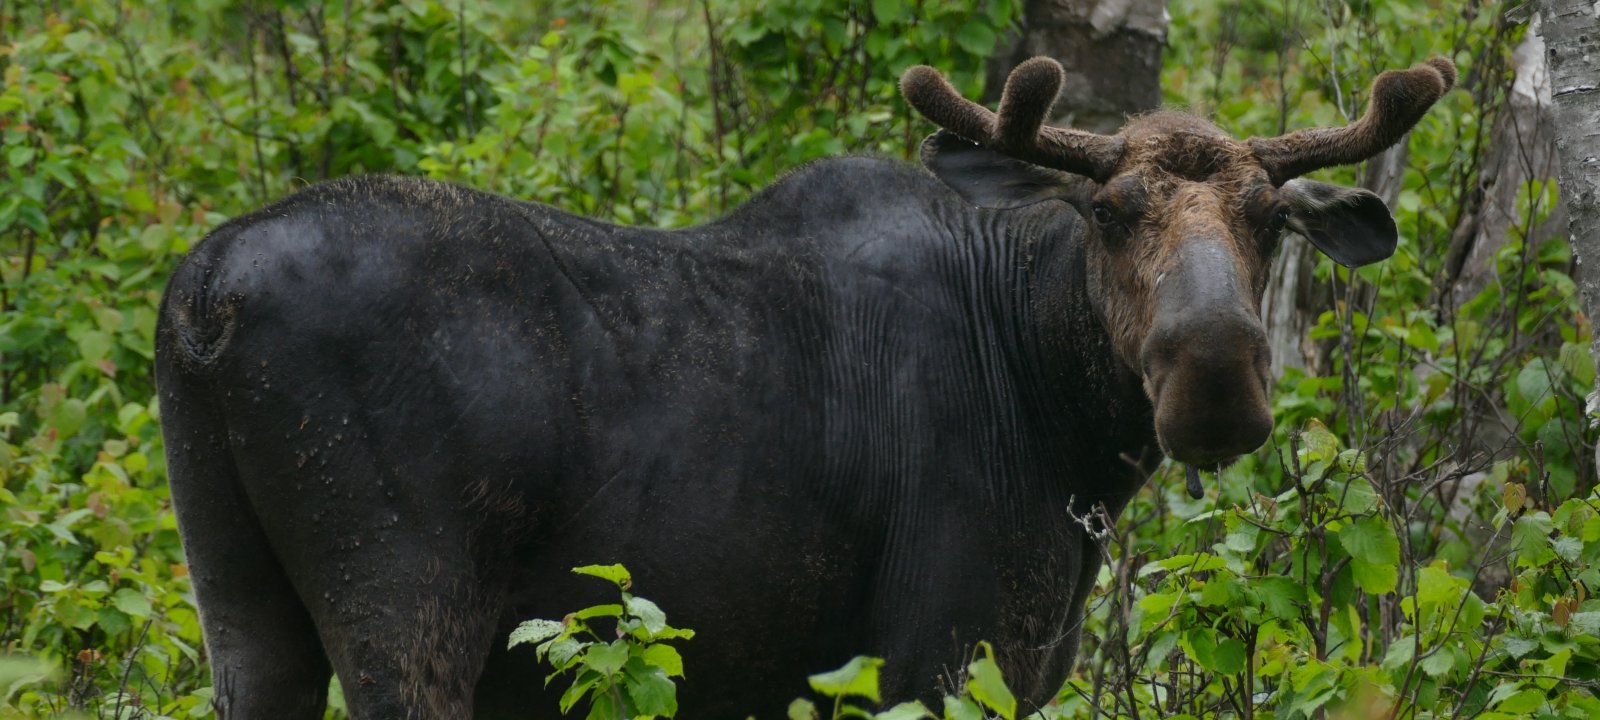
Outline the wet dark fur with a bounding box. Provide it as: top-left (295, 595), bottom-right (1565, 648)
top-left (157, 166), bottom-right (1159, 718)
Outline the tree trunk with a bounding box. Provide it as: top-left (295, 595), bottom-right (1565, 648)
top-left (1444, 16), bottom-right (1565, 306)
top-left (1537, 0), bottom-right (1600, 472)
top-left (987, 0), bottom-right (1167, 133)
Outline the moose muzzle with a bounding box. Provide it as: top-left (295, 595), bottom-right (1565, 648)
top-left (1139, 238), bottom-right (1273, 468)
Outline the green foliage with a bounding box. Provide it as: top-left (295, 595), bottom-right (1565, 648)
top-left (1059, 3), bottom-right (1598, 717)
top-left (0, 0), bottom-right (1015, 715)
top-left (509, 565), bottom-right (694, 720)
top-left (2, 0), bottom-right (1592, 717)
top-left (786, 642), bottom-right (1021, 720)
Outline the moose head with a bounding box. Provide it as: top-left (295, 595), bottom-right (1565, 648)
top-left (902, 57), bottom-right (1455, 479)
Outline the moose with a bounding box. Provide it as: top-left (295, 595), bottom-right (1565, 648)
top-left (156, 55), bottom-right (1454, 717)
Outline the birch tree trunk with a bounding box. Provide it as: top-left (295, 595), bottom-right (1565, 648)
top-left (987, 0), bottom-right (1168, 133)
top-left (1536, 0), bottom-right (1600, 471)
top-left (1444, 17), bottom-right (1564, 306)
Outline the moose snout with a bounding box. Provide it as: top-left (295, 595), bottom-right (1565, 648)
top-left (1139, 238), bottom-right (1274, 467)
top-left (1141, 311), bottom-right (1273, 466)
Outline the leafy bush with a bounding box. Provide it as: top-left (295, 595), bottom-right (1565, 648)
top-left (509, 565), bottom-right (694, 720)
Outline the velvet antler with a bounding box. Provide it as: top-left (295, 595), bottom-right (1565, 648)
top-left (900, 57), bottom-right (1124, 182)
top-left (1249, 58), bottom-right (1457, 186)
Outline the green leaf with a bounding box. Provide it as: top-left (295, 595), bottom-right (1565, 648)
top-left (574, 604), bottom-right (623, 620)
top-left (942, 696), bottom-right (984, 720)
top-left (586, 640), bottom-right (629, 676)
top-left (1299, 419), bottom-right (1339, 461)
top-left (639, 644), bottom-right (683, 678)
top-left (572, 564), bottom-right (632, 588)
top-left (0, 655), bottom-right (55, 696)
top-left (96, 607), bottom-right (132, 636)
top-left (624, 664), bottom-right (677, 716)
top-left (559, 669), bottom-right (603, 714)
top-left (871, 0), bottom-right (905, 23)
top-left (965, 648), bottom-right (1017, 720)
top-left (626, 595), bottom-right (667, 635)
top-left (546, 638), bottom-right (587, 669)
top-left (1338, 515), bottom-right (1400, 593)
top-left (808, 656), bottom-right (883, 702)
top-left (1495, 687), bottom-right (1545, 713)
top-left (1515, 358), bottom-right (1555, 406)
top-left (1183, 627), bottom-right (1246, 675)
top-left (509, 619), bottom-right (564, 648)
top-left (585, 688), bottom-right (622, 720)
top-left (953, 23), bottom-right (996, 56)
top-left (1419, 646), bottom-right (1458, 677)
top-left (1512, 513), bottom-right (1556, 566)
top-left (788, 698), bottom-right (819, 720)
top-left (1248, 577), bottom-right (1305, 620)
top-left (875, 702), bottom-right (933, 720)
top-left (47, 398), bottom-right (87, 439)
top-left (111, 588), bottom-right (151, 618)
top-left (1349, 560), bottom-right (1399, 595)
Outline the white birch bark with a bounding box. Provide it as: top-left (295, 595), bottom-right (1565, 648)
top-left (1536, 0), bottom-right (1600, 470)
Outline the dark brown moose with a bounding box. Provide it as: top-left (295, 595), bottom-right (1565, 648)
top-left (157, 56), bottom-right (1453, 718)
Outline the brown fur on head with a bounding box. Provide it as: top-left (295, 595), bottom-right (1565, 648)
top-left (906, 57), bottom-right (1447, 468)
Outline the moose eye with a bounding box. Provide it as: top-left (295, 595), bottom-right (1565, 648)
top-left (1092, 204), bottom-right (1115, 226)
top-left (1270, 206), bottom-right (1291, 231)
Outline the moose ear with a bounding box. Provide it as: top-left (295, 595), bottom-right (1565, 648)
top-left (1280, 179), bottom-right (1398, 267)
top-left (920, 131), bottom-right (1082, 209)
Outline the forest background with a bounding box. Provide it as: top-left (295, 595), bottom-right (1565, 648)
top-left (1, 0), bottom-right (1596, 718)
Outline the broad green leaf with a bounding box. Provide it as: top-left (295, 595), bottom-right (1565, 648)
top-left (942, 696), bottom-right (984, 720)
top-left (1184, 627), bottom-right (1246, 675)
top-left (1350, 560), bottom-right (1399, 595)
top-left (639, 644), bottom-right (683, 678)
top-left (586, 640), bottom-right (629, 676)
top-left (1495, 687), bottom-right (1545, 713)
top-left (875, 702), bottom-right (933, 720)
top-left (965, 647), bottom-right (1016, 720)
top-left (1338, 516), bottom-right (1400, 593)
top-left (585, 688), bottom-right (621, 720)
top-left (1299, 419), bottom-right (1339, 461)
top-left (1512, 513), bottom-right (1556, 566)
top-left (953, 23), bottom-right (995, 56)
top-left (624, 664), bottom-right (677, 717)
top-left (1248, 577), bottom-right (1305, 620)
top-left (871, 0), bottom-right (905, 23)
top-left (559, 669), bottom-right (602, 714)
top-left (1419, 646), bottom-right (1458, 677)
top-left (96, 607), bottom-right (131, 635)
top-left (0, 655), bottom-right (54, 696)
top-left (788, 698), bottom-right (819, 720)
top-left (545, 638), bottom-right (588, 671)
top-left (47, 398), bottom-right (87, 439)
top-left (574, 604), bottom-right (623, 620)
top-left (509, 619), bottom-right (564, 649)
top-left (808, 656), bottom-right (883, 702)
top-left (111, 588), bottom-right (151, 618)
top-left (572, 564), bottom-right (631, 588)
top-left (626, 595), bottom-right (668, 635)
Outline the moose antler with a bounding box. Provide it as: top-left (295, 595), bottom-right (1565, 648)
top-left (1249, 58), bottom-right (1457, 185)
top-left (900, 57), bottom-right (1124, 182)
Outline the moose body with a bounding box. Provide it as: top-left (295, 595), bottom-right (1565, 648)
top-left (157, 57), bottom-right (1454, 718)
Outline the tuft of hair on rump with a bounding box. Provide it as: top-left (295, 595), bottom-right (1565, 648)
top-left (1248, 56), bottom-right (1457, 185)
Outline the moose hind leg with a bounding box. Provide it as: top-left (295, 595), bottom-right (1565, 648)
top-left (160, 372), bottom-right (331, 717)
top-left (292, 497), bottom-right (510, 720)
